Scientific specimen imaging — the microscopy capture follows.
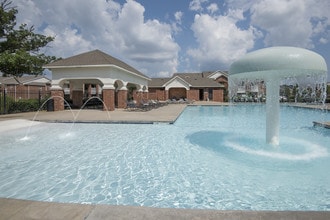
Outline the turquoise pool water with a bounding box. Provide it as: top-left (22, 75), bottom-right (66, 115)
top-left (0, 105), bottom-right (329, 210)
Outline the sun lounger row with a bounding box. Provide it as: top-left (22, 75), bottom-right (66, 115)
top-left (125, 100), bottom-right (168, 111)
top-left (125, 98), bottom-right (194, 111)
top-left (167, 98), bottom-right (194, 104)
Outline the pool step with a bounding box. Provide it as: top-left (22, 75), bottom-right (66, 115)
top-left (313, 121), bottom-right (330, 129)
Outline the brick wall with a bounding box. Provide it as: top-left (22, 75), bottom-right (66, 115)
top-left (148, 89), bottom-right (166, 101)
top-left (187, 89), bottom-right (199, 101)
top-left (169, 88), bottom-right (186, 100)
top-left (5, 85), bottom-right (50, 100)
top-left (212, 89), bottom-right (224, 102)
top-left (72, 90), bottom-right (83, 107)
top-left (148, 88), bottom-right (157, 100)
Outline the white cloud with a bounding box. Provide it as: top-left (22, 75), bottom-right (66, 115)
top-left (189, 0), bottom-right (208, 11)
top-left (250, 0), bottom-right (330, 48)
top-left (174, 11), bottom-right (183, 24)
top-left (13, 0), bottom-right (179, 77)
top-left (14, 0), bottom-right (43, 27)
top-left (319, 37), bottom-right (328, 44)
top-left (188, 10), bottom-right (257, 70)
top-left (43, 27), bottom-right (93, 57)
top-left (114, 1), bottom-right (179, 76)
top-left (207, 3), bottom-right (218, 14)
top-left (172, 11), bottom-right (184, 34)
top-left (250, 0), bottom-right (311, 47)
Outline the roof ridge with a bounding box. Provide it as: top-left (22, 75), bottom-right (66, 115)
top-left (44, 49), bottom-right (150, 80)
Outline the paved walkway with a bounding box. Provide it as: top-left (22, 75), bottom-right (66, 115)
top-left (0, 102), bottom-right (329, 219)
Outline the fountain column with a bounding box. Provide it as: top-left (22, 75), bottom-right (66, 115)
top-left (266, 78), bottom-right (280, 145)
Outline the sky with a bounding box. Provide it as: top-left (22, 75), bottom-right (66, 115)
top-left (13, 0), bottom-right (330, 80)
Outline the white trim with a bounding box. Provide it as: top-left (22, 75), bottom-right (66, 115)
top-left (208, 70), bottom-right (228, 79)
top-left (50, 85), bottom-right (62, 90)
top-left (163, 76), bottom-right (191, 90)
top-left (163, 76), bottom-right (191, 87)
top-left (103, 84), bottom-right (116, 90)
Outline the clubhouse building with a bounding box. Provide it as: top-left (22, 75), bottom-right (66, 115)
top-left (44, 50), bottom-right (228, 111)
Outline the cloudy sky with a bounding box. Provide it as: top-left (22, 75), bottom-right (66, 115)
top-left (14, 0), bottom-right (330, 79)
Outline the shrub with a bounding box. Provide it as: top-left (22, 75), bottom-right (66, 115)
top-left (8, 99), bottom-right (40, 113)
top-left (0, 94), bottom-right (15, 114)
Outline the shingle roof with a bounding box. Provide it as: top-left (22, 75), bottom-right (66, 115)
top-left (173, 72), bottom-right (224, 88)
top-left (44, 49), bottom-right (149, 79)
top-left (0, 76), bottom-right (50, 85)
top-left (148, 78), bottom-right (171, 87)
top-left (0, 76), bottom-right (19, 85)
top-left (149, 72), bottom-right (225, 88)
top-left (17, 75), bottom-right (50, 84)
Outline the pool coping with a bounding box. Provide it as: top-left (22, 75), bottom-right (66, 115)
top-left (1, 198), bottom-right (329, 220)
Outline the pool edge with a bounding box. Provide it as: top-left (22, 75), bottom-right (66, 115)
top-left (1, 198), bottom-right (329, 220)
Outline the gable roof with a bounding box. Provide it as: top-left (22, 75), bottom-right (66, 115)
top-left (206, 70), bottom-right (228, 79)
top-left (148, 77), bottom-right (170, 87)
top-left (0, 76), bottom-right (18, 85)
top-left (44, 49), bottom-right (149, 80)
top-left (163, 76), bottom-right (191, 89)
top-left (19, 75), bottom-right (51, 85)
top-left (172, 72), bottom-right (224, 88)
top-left (149, 72), bottom-right (225, 88)
top-left (0, 76), bottom-right (50, 86)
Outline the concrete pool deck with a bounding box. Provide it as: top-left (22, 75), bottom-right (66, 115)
top-left (1, 198), bottom-right (329, 220)
top-left (0, 101), bottom-right (329, 219)
top-left (0, 103), bottom-right (189, 125)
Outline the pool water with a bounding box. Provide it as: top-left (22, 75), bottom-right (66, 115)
top-left (0, 105), bottom-right (329, 210)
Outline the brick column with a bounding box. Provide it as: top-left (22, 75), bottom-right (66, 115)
top-left (135, 90), bottom-right (143, 106)
top-left (142, 91), bottom-right (148, 101)
top-left (87, 84), bottom-right (92, 98)
top-left (165, 90), bottom-right (169, 100)
top-left (117, 89), bottom-right (128, 109)
top-left (103, 88), bottom-right (115, 111)
top-left (51, 89), bottom-right (64, 111)
top-left (96, 85), bottom-right (100, 96)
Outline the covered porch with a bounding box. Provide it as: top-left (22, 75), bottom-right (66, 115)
top-left (44, 50), bottom-right (150, 111)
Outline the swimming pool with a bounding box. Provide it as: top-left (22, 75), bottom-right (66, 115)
top-left (0, 105), bottom-right (329, 210)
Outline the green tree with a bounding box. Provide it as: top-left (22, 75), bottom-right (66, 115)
top-left (0, 0), bottom-right (57, 76)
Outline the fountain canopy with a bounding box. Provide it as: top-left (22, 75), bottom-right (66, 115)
top-left (228, 46), bottom-right (327, 145)
top-left (229, 46), bottom-right (327, 79)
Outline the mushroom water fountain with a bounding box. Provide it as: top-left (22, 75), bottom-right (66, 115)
top-left (229, 47), bottom-right (327, 145)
